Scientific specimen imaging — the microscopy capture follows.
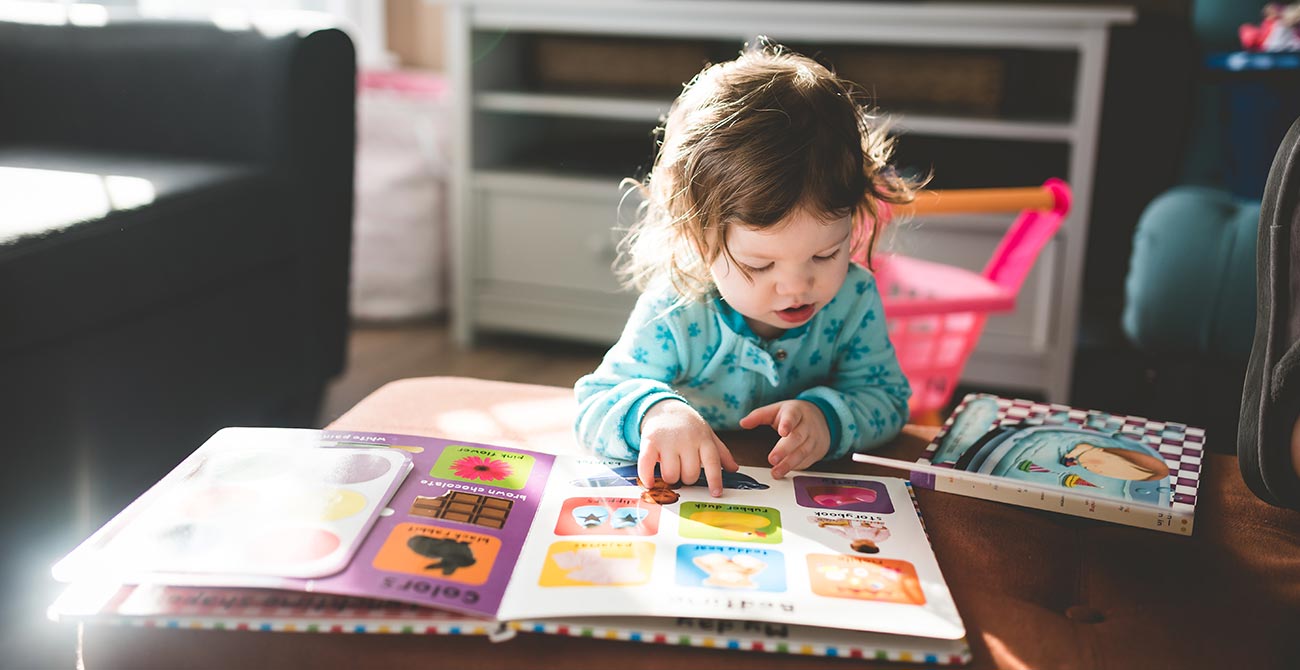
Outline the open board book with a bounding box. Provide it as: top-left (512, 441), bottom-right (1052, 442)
top-left (856, 394), bottom-right (1205, 535)
top-left (51, 428), bottom-right (971, 664)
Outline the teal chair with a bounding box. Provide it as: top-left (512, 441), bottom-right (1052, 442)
top-left (1119, 0), bottom-right (1293, 452)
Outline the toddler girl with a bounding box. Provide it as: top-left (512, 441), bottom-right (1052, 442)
top-left (575, 42), bottom-right (920, 497)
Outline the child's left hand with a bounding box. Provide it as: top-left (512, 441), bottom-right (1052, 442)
top-left (739, 400), bottom-right (831, 479)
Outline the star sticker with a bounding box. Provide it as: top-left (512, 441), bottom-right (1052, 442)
top-left (580, 513), bottom-right (604, 527)
top-left (616, 512), bottom-right (640, 526)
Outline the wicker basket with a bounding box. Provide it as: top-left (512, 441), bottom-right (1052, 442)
top-left (530, 36), bottom-right (714, 95)
top-left (833, 49), bottom-right (1005, 116)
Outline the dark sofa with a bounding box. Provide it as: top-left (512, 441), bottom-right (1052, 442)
top-left (0, 16), bottom-right (355, 664)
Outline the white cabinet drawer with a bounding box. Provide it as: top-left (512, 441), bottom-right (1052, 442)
top-left (473, 175), bottom-right (635, 295)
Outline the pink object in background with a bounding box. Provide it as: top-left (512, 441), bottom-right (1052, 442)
top-left (863, 179), bottom-right (1072, 415)
top-left (352, 69), bottom-right (450, 320)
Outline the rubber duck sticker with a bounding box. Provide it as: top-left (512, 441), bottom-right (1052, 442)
top-left (689, 511), bottom-right (772, 539)
top-left (929, 396), bottom-right (1172, 506)
top-left (678, 502), bottom-right (782, 544)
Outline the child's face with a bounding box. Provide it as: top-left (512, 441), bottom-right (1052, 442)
top-left (710, 208), bottom-right (853, 339)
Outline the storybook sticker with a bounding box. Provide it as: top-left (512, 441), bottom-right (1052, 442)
top-left (806, 515), bottom-right (892, 554)
top-left (807, 554), bottom-right (925, 605)
top-left (539, 541), bottom-right (655, 587)
top-left (430, 445), bottom-right (535, 490)
top-left (373, 523), bottom-right (500, 585)
top-left (676, 544), bottom-right (786, 592)
top-left (793, 476), bottom-right (894, 514)
top-left (554, 497), bottom-right (660, 536)
top-left (678, 502), bottom-right (782, 544)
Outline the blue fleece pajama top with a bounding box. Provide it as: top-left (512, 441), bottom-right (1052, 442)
top-left (574, 263), bottom-right (911, 462)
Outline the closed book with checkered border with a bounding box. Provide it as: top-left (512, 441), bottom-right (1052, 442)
top-left (855, 394), bottom-right (1203, 535)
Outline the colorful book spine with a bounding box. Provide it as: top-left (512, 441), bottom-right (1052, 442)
top-left (51, 585), bottom-right (970, 664)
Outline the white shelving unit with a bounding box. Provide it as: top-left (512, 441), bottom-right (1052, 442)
top-left (436, 0), bottom-right (1135, 402)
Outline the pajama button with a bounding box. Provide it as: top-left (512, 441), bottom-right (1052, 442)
top-left (774, 349), bottom-right (787, 361)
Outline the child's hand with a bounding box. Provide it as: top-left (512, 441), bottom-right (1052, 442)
top-left (739, 400), bottom-right (831, 479)
top-left (639, 400), bottom-right (739, 497)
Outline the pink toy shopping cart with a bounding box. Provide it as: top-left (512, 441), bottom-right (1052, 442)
top-left (862, 179), bottom-right (1072, 422)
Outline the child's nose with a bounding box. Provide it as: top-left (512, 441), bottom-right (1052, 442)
top-left (775, 269), bottom-right (815, 296)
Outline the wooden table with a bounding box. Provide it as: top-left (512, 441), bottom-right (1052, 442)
top-left (79, 378), bottom-right (1300, 669)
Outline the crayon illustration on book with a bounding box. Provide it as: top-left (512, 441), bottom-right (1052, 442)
top-left (52, 427), bottom-right (971, 664)
top-left (856, 394), bottom-right (1204, 535)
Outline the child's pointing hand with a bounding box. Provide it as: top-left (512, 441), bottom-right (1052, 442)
top-left (739, 400), bottom-right (831, 479)
top-left (639, 400), bottom-right (740, 496)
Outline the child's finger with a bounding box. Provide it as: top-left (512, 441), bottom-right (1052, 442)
top-left (738, 403), bottom-right (780, 429)
top-left (637, 445), bottom-right (659, 491)
top-left (768, 432), bottom-right (806, 471)
top-left (776, 405), bottom-right (803, 437)
top-left (774, 434), bottom-right (813, 478)
top-left (699, 444), bottom-right (724, 497)
top-left (658, 450), bottom-right (681, 485)
top-left (712, 435), bottom-right (740, 472)
top-left (786, 449), bottom-right (817, 474)
top-left (680, 448), bottom-right (702, 486)
top-left (772, 451), bottom-right (805, 479)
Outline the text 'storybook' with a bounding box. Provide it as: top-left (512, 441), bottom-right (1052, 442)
top-left (51, 427), bottom-right (970, 664)
top-left (856, 394), bottom-right (1203, 535)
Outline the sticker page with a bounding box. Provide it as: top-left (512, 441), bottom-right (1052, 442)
top-left (497, 459), bottom-right (965, 640)
top-left (55, 428), bottom-right (558, 620)
top-left (302, 431), bottom-right (556, 618)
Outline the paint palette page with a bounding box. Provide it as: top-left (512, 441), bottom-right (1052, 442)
top-left (497, 459), bottom-right (965, 641)
top-left (53, 428), bottom-right (413, 584)
top-left (54, 428), bottom-right (557, 619)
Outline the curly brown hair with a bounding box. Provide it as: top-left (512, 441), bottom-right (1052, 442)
top-left (618, 39), bottom-right (925, 302)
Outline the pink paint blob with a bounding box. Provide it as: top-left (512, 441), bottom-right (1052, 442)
top-left (246, 527), bottom-right (341, 565)
top-left (810, 487), bottom-right (878, 507)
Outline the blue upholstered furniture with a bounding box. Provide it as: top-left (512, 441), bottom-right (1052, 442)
top-left (1123, 187), bottom-right (1258, 360)
top-left (1116, 0), bottom-right (1295, 454)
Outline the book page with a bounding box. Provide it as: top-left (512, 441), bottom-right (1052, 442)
top-left (52, 429), bottom-right (413, 584)
top-left (53, 429), bottom-right (559, 620)
top-left (302, 431), bottom-right (556, 617)
top-left (497, 458), bottom-right (964, 640)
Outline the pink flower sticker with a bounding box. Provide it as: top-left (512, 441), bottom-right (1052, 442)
top-left (450, 455), bottom-right (513, 482)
